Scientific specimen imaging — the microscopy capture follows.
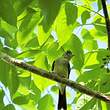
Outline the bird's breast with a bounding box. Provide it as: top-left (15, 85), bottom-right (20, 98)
top-left (54, 59), bottom-right (69, 78)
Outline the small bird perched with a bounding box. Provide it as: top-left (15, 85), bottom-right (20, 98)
top-left (52, 50), bottom-right (74, 110)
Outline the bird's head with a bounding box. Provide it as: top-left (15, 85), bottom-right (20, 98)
top-left (63, 50), bottom-right (74, 61)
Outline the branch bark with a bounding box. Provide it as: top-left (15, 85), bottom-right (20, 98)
top-left (0, 52), bottom-right (110, 103)
top-left (101, 0), bottom-right (110, 50)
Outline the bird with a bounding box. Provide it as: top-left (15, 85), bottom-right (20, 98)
top-left (52, 50), bottom-right (74, 110)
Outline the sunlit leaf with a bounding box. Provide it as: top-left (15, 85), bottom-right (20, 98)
top-left (17, 49), bottom-right (41, 59)
top-left (94, 24), bottom-right (106, 36)
top-left (81, 28), bottom-right (93, 40)
top-left (47, 41), bottom-right (62, 63)
top-left (17, 8), bottom-right (41, 47)
top-left (37, 25), bottom-right (51, 45)
top-left (38, 94), bottom-right (54, 110)
top-left (84, 52), bottom-right (99, 67)
top-left (65, 3), bottom-right (78, 25)
top-left (34, 52), bottom-right (49, 70)
top-left (63, 34), bottom-right (84, 70)
top-left (25, 35), bottom-right (39, 48)
top-left (83, 39), bottom-right (98, 50)
top-left (54, 4), bottom-right (76, 46)
top-left (101, 101), bottom-right (107, 110)
top-left (19, 75), bottom-right (31, 89)
top-left (0, 0), bottom-right (109, 109)
top-left (21, 100), bottom-right (38, 110)
top-left (32, 74), bottom-right (55, 92)
top-left (38, 0), bottom-right (63, 32)
top-left (77, 68), bottom-right (102, 82)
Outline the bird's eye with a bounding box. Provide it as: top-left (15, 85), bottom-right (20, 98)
top-left (67, 53), bottom-right (70, 55)
top-left (66, 51), bottom-right (72, 55)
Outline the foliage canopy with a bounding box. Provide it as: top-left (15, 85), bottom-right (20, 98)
top-left (0, 0), bottom-right (110, 110)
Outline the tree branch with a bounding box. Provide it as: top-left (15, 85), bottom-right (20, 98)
top-left (101, 0), bottom-right (110, 50)
top-left (0, 52), bottom-right (110, 103)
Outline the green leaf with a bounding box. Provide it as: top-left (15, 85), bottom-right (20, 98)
top-left (21, 101), bottom-right (38, 110)
top-left (77, 68), bottom-right (102, 82)
top-left (97, 49), bottom-right (110, 64)
top-left (51, 85), bottom-right (59, 93)
top-left (97, 100), bottom-right (102, 110)
top-left (34, 52), bottom-right (49, 70)
top-left (13, 95), bottom-right (29, 105)
top-left (17, 49), bottom-right (41, 59)
top-left (2, 104), bottom-right (15, 110)
top-left (0, 60), bottom-right (10, 86)
top-left (19, 75), bottom-right (31, 89)
top-left (83, 39), bottom-right (98, 51)
top-left (97, 0), bottom-right (102, 11)
top-left (101, 101), bottom-right (107, 110)
top-left (8, 67), bottom-right (19, 96)
top-left (106, 103), bottom-right (110, 110)
top-left (94, 18), bottom-right (103, 24)
top-left (0, 19), bottom-right (17, 38)
top-left (80, 98), bottom-right (96, 110)
top-left (0, 89), bottom-right (4, 109)
top-left (63, 34), bottom-right (84, 70)
top-left (81, 11), bottom-right (90, 24)
top-left (13, 0), bottom-right (32, 16)
top-left (0, 0), bottom-right (17, 26)
top-left (81, 28), bottom-right (93, 40)
top-left (38, 0), bottom-right (63, 32)
top-left (38, 94), bottom-right (54, 110)
top-left (94, 24), bottom-right (106, 36)
top-left (0, 60), bottom-right (19, 96)
top-left (33, 74), bottom-right (56, 92)
top-left (25, 35), bottom-right (39, 48)
top-left (0, 20), bottom-right (18, 48)
top-left (99, 73), bottom-right (110, 92)
top-left (47, 41), bottom-right (61, 63)
top-left (55, 4), bottom-right (77, 46)
top-left (30, 80), bottom-right (41, 102)
top-left (33, 52), bottom-right (55, 91)
top-left (84, 52), bottom-right (99, 68)
top-left (65, 3), bottom-right (78, 25)
top-left (37, 25), bottom-right (51, 45)
top-left (17, 8), bottom-right (41, 47)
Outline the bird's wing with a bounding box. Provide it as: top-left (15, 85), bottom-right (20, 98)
top-left (52, 60), bottom-right (55, 71)
top-left (67, 62), bottom-right (70, 78)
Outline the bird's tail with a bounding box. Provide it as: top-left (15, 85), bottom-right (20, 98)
top-left (58, 89), bottom-right (67, 110)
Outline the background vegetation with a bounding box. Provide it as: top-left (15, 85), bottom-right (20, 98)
top-left (0, 0), bottom-right (110, 110)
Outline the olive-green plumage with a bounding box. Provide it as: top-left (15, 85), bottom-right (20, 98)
top-left (52, 50), bottom-right (73, 110)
